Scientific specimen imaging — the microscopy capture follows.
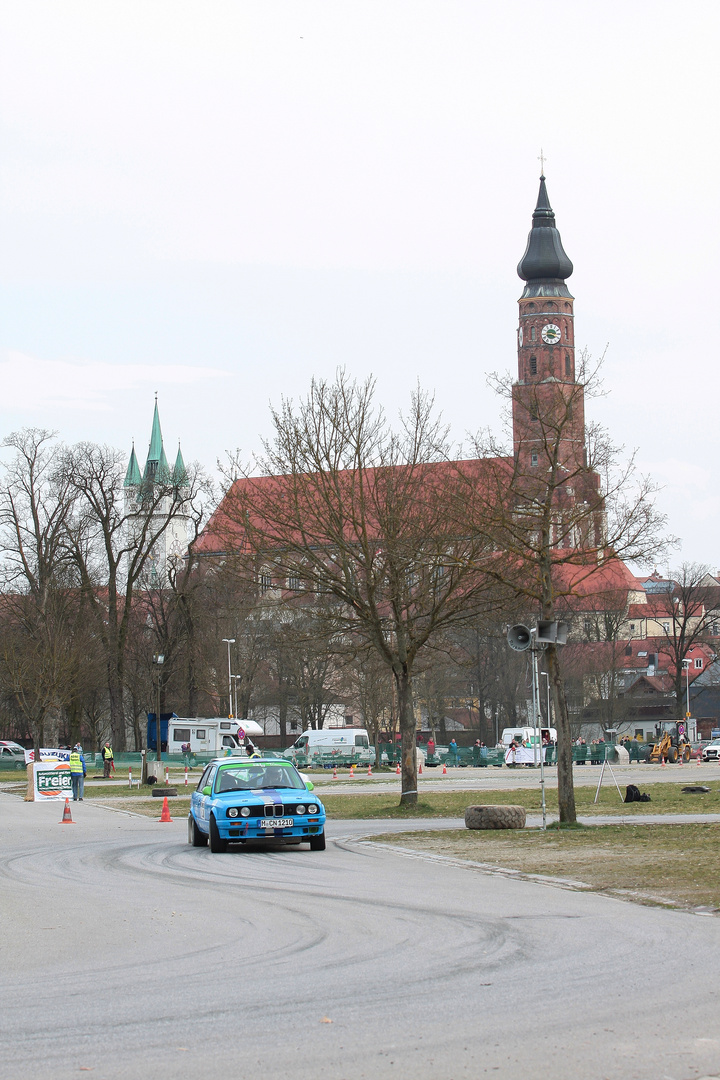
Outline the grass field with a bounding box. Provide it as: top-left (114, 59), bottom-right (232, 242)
top-left (320, 782), bottom-right (720, 818)
top-left (372, 823), bottom-right (720, 912)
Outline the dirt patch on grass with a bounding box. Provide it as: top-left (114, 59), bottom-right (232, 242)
top-left (372, 823), bottom-right (720, 912)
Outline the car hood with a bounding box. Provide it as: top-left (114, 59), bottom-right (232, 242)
top-left (212, 789), bottom-right (322, 802)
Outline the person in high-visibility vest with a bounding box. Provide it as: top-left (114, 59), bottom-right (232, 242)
top-left (69, 744), bottom-right (86, 801)
top-left (101, 742), bottom-right (114, 778)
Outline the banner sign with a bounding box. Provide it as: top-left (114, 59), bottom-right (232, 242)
top-left (24, 748), bottom-right (71, 764)
top-left (505, 745), bottom-right (542, 765)
top-left (32, 761), bottom-right (72, 800)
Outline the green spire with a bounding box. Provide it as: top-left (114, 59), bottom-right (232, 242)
top-left (173, 442), bottom-right (187, 487)
top-left (143, 397), bottom-right (170, 483)
top-left (124, 443), bottom-right (142, 487)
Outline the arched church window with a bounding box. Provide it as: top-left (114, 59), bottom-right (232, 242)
top-left (565, 354), bottom-right (571, 377)
top-left (527, 302), bottom-right (536, 311)
top-left (564, 303), bottom-right (571, 311)
top-left (530, 452), bottom-right (539, 467)
top-left (530, 326), bottom-right (536, 342)
top-left (530, 356), bottom-right (537, 375)
top-left (564, 325), bottom-right (569, 339)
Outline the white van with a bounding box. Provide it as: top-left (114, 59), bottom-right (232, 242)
top-left (501, 726), bottom-right (557, 747)
top-left (286, 728), bottom-right (375, 766)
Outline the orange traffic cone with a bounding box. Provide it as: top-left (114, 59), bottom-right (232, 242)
top-left (333, 765), bottom-right (337, 778)
top-left (349, 765), bottom-right (355, 778)
top-left (159, 796), bottom-right (173, 823)
top-left (60, 797), bottom-right (75, 824)
top-left (661, 756), bottom-right (666, 768)
top-left (419, 762), bottom-right (423, 775)
top-left (367, 764), bottom-right (372, 776)
top-left (395, 762), bottom-right (400, 775)
top-left (442, 762), bottom-right (447, 775)
top-left (678, 753), bottom-right (683, 767)
top-left (697, 750), bottom-right (703, 765)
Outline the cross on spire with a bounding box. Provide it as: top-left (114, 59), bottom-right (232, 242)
top-left (538, 148), bottom-right (546, 177)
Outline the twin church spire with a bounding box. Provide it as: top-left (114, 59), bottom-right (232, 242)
top-left (124, 398), bottom-right (186, 490)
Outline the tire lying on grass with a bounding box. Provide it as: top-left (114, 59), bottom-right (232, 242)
top-left (465, 805), bottom-right (526, 830)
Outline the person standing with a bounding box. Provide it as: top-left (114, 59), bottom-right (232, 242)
top-left (427, 735), bottom-right (436, 760)
top-left (448, 738), bottom-right (459, 767)
top-left (101, 741), bottom-right (114, 778)
top-left (69, 744), bottom-right (86, 801)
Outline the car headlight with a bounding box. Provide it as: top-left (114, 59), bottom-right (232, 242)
top-left (295, 804), bottom-right (306, 815)
top-left (240, 806), bottom-right (251, 817)
top-left (307, 804), bottom-right (318, 815)
top-left (227, 807), bottom-right (239, 818)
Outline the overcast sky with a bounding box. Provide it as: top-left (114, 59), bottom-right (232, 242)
top-left (0, 1), bottom-right (718, 569)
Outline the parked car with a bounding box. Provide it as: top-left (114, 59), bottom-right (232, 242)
top-left (702, 740), bottom-right (720, 762)
top-left (0, 742), bottom-right (26, 769)
top-left (188, 757), bottom-right (327, 853)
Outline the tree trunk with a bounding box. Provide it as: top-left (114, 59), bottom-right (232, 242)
top-left (107, 671), bottom-right (127, 752)
top-left (547, 644), bottom-right (576, 823)
top-left (66, 699), bottom-right (82, 750)
top-left (395, 668), bottom-right (417, 806)
top-left (278, 689), bottom-right (288, 741)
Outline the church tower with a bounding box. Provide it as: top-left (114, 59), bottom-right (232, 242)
top-left (124, 399), bottom-right (191, 583)
top-left (512, 176), bottom-right (603, 549)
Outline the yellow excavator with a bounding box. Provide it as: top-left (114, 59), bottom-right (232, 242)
top-left (648, 721), bottom-right (692, 764)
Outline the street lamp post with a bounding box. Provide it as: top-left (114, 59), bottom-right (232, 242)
top-left (152, 654), bottom-right (164, 764)
top-left (540, 671), bottom-right (551, 730)
top-left (231, 674), bottom-right (243, 724)
top-left (682, 658), bottom-right (692, 736)
top-left (222, 639), bottom-right (235, 718)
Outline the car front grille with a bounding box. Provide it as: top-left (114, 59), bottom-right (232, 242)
top-left (230, 803), bottom-right (307, 818)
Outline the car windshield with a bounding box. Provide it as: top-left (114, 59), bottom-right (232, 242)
top-left (215, 764), bottom-right (305, 792)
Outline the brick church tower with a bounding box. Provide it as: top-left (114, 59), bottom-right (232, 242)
top-left (511, 176), bottom-right (603, 550)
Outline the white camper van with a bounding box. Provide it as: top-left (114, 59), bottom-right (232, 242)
top-left (169, 718), bottom-right (264, 756)
top-left (501, 726), bottom-right (557, 747)
top-left (286, 728), bottom-right (375, 766)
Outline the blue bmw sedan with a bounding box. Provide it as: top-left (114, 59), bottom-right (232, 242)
top-left (188, 757), bottom-right (327, 853)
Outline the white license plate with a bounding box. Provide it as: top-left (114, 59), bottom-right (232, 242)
top-left (258, 818), bottom-right (294, 828)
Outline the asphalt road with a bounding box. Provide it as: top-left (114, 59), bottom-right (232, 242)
top-left (2, 794), bottom-right (720, 1080)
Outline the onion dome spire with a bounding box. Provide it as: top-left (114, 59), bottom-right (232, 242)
top-left (517, 175), bottom-right (573, 297)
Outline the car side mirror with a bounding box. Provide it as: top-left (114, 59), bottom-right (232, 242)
top-left (305, 780), bottom-right (315, 792)
top-left (202, 785), bottom-right (212, 796)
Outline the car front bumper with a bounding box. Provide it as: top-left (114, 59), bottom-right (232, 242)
top-left (218, 818), bottom-right (326, 841)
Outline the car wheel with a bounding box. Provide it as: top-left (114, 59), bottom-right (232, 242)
top-left (188, 813), bottom-right (208, 847)
top-left (309, 831), bottom-right (326, 851)
top-left (667, 747), bottom-right (677, 763)
top-left (209, 814), bottom-right (228, 853)
top-left (15, 760), bottom-right (24, 770)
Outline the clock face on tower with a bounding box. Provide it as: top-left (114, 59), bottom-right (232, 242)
top-left (541, 323), bottom-right (561, 345)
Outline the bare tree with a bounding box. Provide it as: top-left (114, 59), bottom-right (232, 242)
top-left (469, 353), bottom-right (671, 822)
top-left (63, 442), bottom-right (210, 750)
top-left (652, 563), bottom-right (720, 712)
top-left (0, 430), bottom-right (87, 756)
top-left (216, 373), bottom-right (504, 805)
